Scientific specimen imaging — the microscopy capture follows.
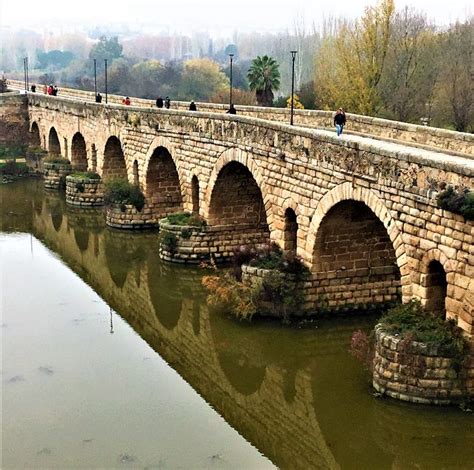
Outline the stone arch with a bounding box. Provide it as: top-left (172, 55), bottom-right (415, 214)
top-left (132, 159), bottom-right (139, 186)
top-left (30, 121), bottom-right (41, 147)
top-left (48, 127), bottom-right (61, 156)
top-left (191, 175), bottom-right (199, 214)
top-left (306, 183), bottom-right (409, 307)
top-left (418, 248), bottom-right (457, 319)
top-left (204, 147), bottom-right (274, 230)
top-left (284, 208), bottom-right (298, 257)
top-left (71, 132), bottom-right (88, 170)
top-left (145, 146), bottom-right (184, 218)
top-left (102, 136), bottom-right (127, 181)
top-left (306, 183), bottom-right (408, 277)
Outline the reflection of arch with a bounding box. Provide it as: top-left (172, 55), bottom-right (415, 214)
top-left (306, 183), bottom-right (409, 297)
top-left (74, 228), bottom-right (89, 252)
top-left (217, 350), bottom-right (267, 396)
top-left (48, 127), bottom-right (61, 156)
top-left (208, 161), bottom-right (267, 227)
top-left (50, 201), bottom-right (63, 232)
top-left (145, 146), bottom-right (183, 216)
top-left (102, 136), bottom-right (127, 181)
top-left (147, 257), bottom-right (182, 330)
top-left (71, 133), bottom-right (88, 170)
top-left (284, 208), bottom-right (298, 256)
top-left (191, 175), bottom-right (199, 214)
top-left (30, 122), bottom-right (41, 147)
top-left (204, 148), bottom-right (274, 230)
top-left (104, 233), bottom-right (131, 289)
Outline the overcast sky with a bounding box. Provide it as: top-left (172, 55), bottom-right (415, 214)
top-left (1, 0), bottom-right (472, 34)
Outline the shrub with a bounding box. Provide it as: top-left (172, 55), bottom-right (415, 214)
top-left (159, 231), bottom-right (177, 254)
top-left (202, 273), bottom-right (262, 321)
top-left (247, 242), bottom-right (309, 277)
top-left (0, 160), bottom-right (29, 176)
top-left (70, 171), bottom-right (101, 180)
top-left (437, 186), bottom-right (474, 220)
top-left (164, 212), bottom-right (206, 227)
top-left (44, 156), bottom-right (70, 164)
top-left (104, 178), bottom-right (145, 212)
top-left (0, 144), bottom-right (27, 159)
top-left (380, 300), bottom-right (469, 359)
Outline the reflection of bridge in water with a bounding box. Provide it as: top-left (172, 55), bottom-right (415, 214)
top-left (3, 181), bottom-right (467, 470)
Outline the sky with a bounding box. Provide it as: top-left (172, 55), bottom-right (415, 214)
top-left (1, 0), bottom-right (472, 35)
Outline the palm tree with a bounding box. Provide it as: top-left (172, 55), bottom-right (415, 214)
top-left (247, 56), bottom-right (281, 107)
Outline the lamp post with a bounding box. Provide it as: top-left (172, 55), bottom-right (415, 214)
top-left (290, 50), bottom-right (297, 126)
top-left (229, 53), bottom-right (234, 108)
top-left (93, 58), bottom-right (97, 98)
top-left (23, 57), bottom-right (28, 91)
top-left (104, 59), bottom-right (108, 104)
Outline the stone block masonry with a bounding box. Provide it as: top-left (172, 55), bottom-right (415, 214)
top-left (373, 325), bottom-right (474, 405)
top-left (13, 92), bottom-right (474, 341)
top-left (65, 176), bottom-right (104, 207)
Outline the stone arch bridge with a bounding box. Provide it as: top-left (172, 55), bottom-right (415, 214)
top-left (15, 90), bottom-right (474, 337)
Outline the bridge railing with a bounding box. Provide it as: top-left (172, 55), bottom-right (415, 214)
top-left (7, 78), bottom-right (473, 157)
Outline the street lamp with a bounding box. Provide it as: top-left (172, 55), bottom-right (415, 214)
top-left (93, 58), bottom-right (97, 98)
top-left (104, 59), bottom-right (108, 104)
top-left (229, 53), bottom-right (234, 108)
top-left (290, 51), bottom-right (297, 126)
top-left (23, 57), bottom-right (29, 91)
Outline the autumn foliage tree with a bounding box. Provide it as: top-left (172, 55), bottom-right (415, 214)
top-left (315, 0), bottom-right (395, 115)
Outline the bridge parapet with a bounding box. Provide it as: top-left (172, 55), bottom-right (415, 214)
top-left (8, 78), bottom-right (473, 156)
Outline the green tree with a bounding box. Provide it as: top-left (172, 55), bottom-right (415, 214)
top-left (179, 58), bottom-right (228, 100)
top-left (315, 0), bottom-right (395, 115)
top-left (433, 19), bottom-right (474, 132)
top-left (247, 55), bottom-right (281, 107)
top-left (89, 36), bottom-right (123, 61)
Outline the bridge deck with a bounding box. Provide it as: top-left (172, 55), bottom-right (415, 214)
top-left (7, 80), bottom-right (473, 161)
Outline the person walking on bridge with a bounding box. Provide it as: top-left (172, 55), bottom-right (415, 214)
top-left (165, 96), bottom-right (171, 109)
top-left (189, 100), bottom-right (197, 111)
top-left (95, 93), bottom-right (102, 103)
top-left (156, 96), bottom-right (164, 108)
top-left (122, 96), bottom-right (131, 105)
top-left (334, 108), bottom-right (346, 136)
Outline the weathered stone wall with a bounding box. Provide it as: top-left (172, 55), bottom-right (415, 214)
top-left (146, 147), bottom-right (184, 219)
top-left (23, 93), bottom-right (474, 338)
top-left (8, 79), bottom-right (473, 156)
top-left (43, 162), bottom-right (71, 189)
top-left (105, 204), bottom-right (158, 229)
top-left (65, 176), bottom-right (103, 207)
top-left (159, 221), bottom-right (270, 264)
top-left (373, 325), bottom-right (474, 405)
top-left (0, 93), bottom-right (29, 146)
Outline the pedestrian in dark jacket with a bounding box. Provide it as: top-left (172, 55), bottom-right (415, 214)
top-left (226, 104), bottom-right (236, 115)
top-left (189, 100), bottom-right (197, 111)
top-left (334, 108), bottom-right (346, 136)
top-left (30, 84), bottom-right (36, 92)
top-left (95, 93), bottom-right (102, 103)
top-left (165, 97), bottom-right (171, 109)
top-left (156, 96), bottom-right (164, 108)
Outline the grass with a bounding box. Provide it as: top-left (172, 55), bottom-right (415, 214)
top-left (379, 300), bottom-right (469, 357)
top-left (164, 212), bottom-right (206, 227)
top-left (437, 186), bottom-right (474, 220)
top-left (70, 171), bottom-right (101, 180)
top-left (0, 161), bottom-right (29, 176)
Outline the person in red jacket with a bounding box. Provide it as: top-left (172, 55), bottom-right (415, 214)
top-left (122, 97), bottom-right (131, 105)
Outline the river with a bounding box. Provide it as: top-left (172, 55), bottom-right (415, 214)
top-left (1, 179), bottom-right (472, 469)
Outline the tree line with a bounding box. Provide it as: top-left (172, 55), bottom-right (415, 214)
top-left (4, 0), bottom-right (472, 131)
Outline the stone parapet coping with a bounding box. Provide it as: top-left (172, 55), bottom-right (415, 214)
top-left (27, 94), bottom-right (474, 176)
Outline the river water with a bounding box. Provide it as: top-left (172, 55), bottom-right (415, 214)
top-left (1, 179), bottom-right (473, 469)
